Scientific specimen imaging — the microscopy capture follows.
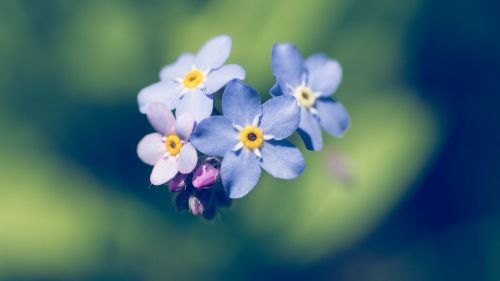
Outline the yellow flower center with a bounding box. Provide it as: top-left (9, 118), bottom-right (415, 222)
top-left (293, 86), bottom-right (316, 108)
top-left (240, 126), bottom-right (263, 149)
top-left (164, 134), bottom-right (182, 156)
top-left (182, 69), bottom-right (204, 89)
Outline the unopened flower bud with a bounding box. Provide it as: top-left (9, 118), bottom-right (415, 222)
top-left (169, 173), bottom-right (188, 192)
top-left (192, 157), bottom-right (221, 189)
top-left (188, 196), bottom-right (205, 216)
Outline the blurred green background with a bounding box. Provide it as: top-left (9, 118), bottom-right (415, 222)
top-left (1, 0), bottom-right (498, 280)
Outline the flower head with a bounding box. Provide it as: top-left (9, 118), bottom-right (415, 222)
top-left (191, 80), bottom-right (305, 198)
top-left (137, 102), bottom-right (198, 185)
top-left (271, 43), bottom-right (350, 151)
top-left (138, 35), bottom-right (246, 122)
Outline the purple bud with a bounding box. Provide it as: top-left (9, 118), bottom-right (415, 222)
top-left (188, 196), bottom-right (205, 215)
top-left (169, 173), bottom-right (188, 192)
top-left (192, 157), bottom-right (221, 189)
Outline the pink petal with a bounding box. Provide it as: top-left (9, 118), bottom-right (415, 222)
top-left (147, 102), bottom-right (176, 135)
top-left (137, 133), bottom-right (165, 166)
top-left (175, 112), bottom-right (195, 141)
top-left (177, 143), bottom-right (198, 174)
top-left (150, 156), bottom-right (178, 186)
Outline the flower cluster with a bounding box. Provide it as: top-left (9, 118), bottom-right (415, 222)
top-left (137, 35), bottom-right (350, 218)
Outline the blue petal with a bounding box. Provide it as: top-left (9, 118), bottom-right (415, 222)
top-left (269, 83), bottom-right (283, 97)
top-left (316, 97), bottom-right (350, 137)
top-left (260, 95), bottom-right (300, 140)
top-left (307, 57), bottom-right (342, 96)
top-left (138, 81), bottom-right (180, 114)
top-left (159, 53), bottom-right (195, 81)
top-left (222, 80), bottom-right (262, 126)
top-left (259, 139), bottom-right (305, 179)
top-left (298, 107), bottom-right (323, 151)
top-left (195, 35), bottom-right (232, 70)
top-left (271, 43), bottom-right (306, 93)
top-left (304, 53), bottom-right (329, 72)
top-left (190, 116), bottom-right (239, 157)
top-left (205, 64), bottom-right (246, 94)
top-left (221, 149), bottom-right (261, 198)
top-left (175, 88), bottom-right (213, 122)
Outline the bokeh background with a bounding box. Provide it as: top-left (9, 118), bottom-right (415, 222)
top-left (1, 0), bottom-right (498, 280)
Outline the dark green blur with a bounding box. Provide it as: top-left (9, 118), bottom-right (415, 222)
top-left (0, 0), bottom-right (497, 280)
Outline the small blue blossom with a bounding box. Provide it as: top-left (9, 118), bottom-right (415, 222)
top-left (271, 43), bottom-right (350, 151)
top-left (138, 35), bottom-right (246, 122)
top-left (191, 80), bottom-right (305, 198)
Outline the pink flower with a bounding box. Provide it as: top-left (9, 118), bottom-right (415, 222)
top-left (137, 102), bottom-right (198, 185)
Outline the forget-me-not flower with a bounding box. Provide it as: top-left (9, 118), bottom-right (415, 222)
top-left (138, 35), bottom-right (246, 122)
top-left (137, 102), bottom-right (198, 185)
top-left (271, 43), bottom-right (350, 151)
top-left (191, 80), bottom-right (305, 198)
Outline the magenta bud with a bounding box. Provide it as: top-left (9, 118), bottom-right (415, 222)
top-left (192, 157), bottom-right (221, 189)
top-left (188, 196), bottom-right (205, 215)
top-left (169, 173), bottom-right (188, 192)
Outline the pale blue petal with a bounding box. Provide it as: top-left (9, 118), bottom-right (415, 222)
top-left (159, 53), bottom-right (195, 81)
top-left (222, 80), bottom-right (262, 126)
top-left (271, 43), bottom-right (306, 93)
top-left (175, 112), bottom-right (195, 141)
top-left (307, 58), bottom-right (342, 96)
top-left (146, 102), bottom-right (176, 135)
top-left (298, 107), bottom-right (323, 151)
top-left (316, 98), bottom-right (350, 137)
top-left (304, 53), bottom-right (329, 72)
top-left (221, 149), bottom-right (261, 199)
top-left (195, 35), bottom-right (232, 70)
top-left (190, 116), bottom-right (239, 157)
top-left (205, 64), bottom-right (246, 94)
top-left (175, 88), bottom-right (213, 122)
top-left (177, 143), bottom-right (198, 174)
top-left (138, 80), bottom-right (180, 114)
top-left (259, 140), bottom-right (305, 179)
top-left (260, 95), bottom-right (300, 140)
top-left (269, 83), bottom-right (283, 97)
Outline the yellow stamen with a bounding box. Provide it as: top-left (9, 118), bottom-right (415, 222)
top-left (240, 126), bottom-right (263, 149)
top-left (164, 134), bottom-right (182, 156)
top-left (182, 69), bottom-right (204, 89)
top-left (293, 86), bottom-right (316, 108)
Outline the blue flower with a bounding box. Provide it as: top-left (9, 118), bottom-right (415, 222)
top-left (138, 35), bottom-right (246, 122)
top-left (271, 43), bottom-right (350, 151)
top-left (190, 80), bottom-right (305, 198)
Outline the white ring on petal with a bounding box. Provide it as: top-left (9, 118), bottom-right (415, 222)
top-left (233, 123), bottom-right (244, 131)
top-left (232, 142), bottom-right (244, 152)
top-left (251, 116), bottom-right (260, 127)
top-left (253, 148), bottom-right (262, 158)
